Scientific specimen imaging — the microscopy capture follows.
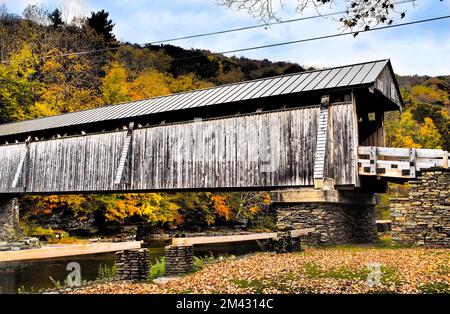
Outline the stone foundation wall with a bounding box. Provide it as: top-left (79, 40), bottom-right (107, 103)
top-left (0, 197), bottom-right (21, 242)
top-left (259, 234), bottom-right (302, 253)
top-left (390, 169), bottom-right (450, 247)
top-left (115, 249), bottom-right (149, 281)
top-left (275, 203), bottom-right (378, 245)
top-left (165, 245), bottom-right (193, 276)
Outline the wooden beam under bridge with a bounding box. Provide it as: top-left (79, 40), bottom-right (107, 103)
top-left (172, 233), bottom-right (278, 246)
top-left (271, 188), bottom-right (378, 204)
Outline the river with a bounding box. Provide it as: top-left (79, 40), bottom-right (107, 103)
top-left (0, 241), bottom-right (260, 294)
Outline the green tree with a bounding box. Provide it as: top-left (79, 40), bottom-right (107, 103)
top-left (86, 10), bottom-right (115, 42)
top-left (48, 9), bottom-right (63, 28)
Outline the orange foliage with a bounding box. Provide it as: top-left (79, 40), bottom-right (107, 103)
top-left (211, 195), bottom-right (232, 221)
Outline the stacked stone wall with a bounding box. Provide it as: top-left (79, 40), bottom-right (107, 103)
top-left (165, 245), bottom-right (194, 276)
top-left (259, 234), bottom-right (302, 253)
top-left (390, 169), bottom-right (449, 247)
top-left (0, 197), bottom-right (21, 242)
top-left (115, 249), bottom-right (149, 280)
top-left (276, 203), bottom-right (378, 245)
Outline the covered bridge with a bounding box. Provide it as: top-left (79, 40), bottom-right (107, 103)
top-left (1, 58), bottom-right (449, 247)
top-left (0, 59), bottom-right (430, 195)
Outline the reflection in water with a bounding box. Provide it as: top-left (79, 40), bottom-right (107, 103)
top-left (0, 241), bottom-right (260, 294)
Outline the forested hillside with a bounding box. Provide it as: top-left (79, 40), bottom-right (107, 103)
top-left (0, 5), bottom-right (448, 237)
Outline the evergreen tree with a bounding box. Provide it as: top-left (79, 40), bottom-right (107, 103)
top-left (48, 8), bottom-right (63, 28)
top-left (86, 10), bottom-right (115, 42)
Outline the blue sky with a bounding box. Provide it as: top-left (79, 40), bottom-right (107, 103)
top-left (3, 0), bottom-right (450, 75)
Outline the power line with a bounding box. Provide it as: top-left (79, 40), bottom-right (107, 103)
top-left (217, 15), bottom-right (450, 55)
top-left (1, 0), bottom-right (418, 63)
top-left (3, 14), bottom-right (448, 68)
top-left (148, 0), bottom-right (416, 44)
top-left (101, 15), bottom-right (449, 70)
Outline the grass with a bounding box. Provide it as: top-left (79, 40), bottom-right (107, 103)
top-left (324, 235), bottom-right (413, 251)
top-left (147, 253), bottom-right (232, 282)
top-left (418, 282), bottom-right (450, 294)
top-left (232, 279), bottom-right (265, 293)
top-left (304, 262), bottom-right (369, 281)
top-left (96, 263), bottom-right (117, 281)
top-left (191, 252), bottom-right (229, 272)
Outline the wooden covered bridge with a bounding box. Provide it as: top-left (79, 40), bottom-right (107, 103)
top-left (0, 59), bottom-right (448, 245)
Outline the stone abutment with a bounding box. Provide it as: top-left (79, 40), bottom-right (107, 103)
top-left (0, 196), bottom-right (21, 242)
top-left (390, 169), bottom-right (449, 247)
top-left (272, 189), bottom-right (378, 245)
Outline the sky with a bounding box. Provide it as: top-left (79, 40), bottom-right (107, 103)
top-left (2, 0), bottom-right (450, 76)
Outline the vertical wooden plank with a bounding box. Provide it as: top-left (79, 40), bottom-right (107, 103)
top-left (409, 148), bottom-right (416, 178)
top-left (370, 146), bottom-right (377, 175)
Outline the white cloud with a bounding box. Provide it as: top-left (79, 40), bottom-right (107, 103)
top-left (3, 0), bottom-right (449, 75)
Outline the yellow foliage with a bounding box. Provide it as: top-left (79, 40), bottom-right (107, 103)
top-left (385, 110), bottom-right (443, 149)
top-left (249, 206), bottom-right (260, 215)
top-left (102, 193), bottom-right (181, 225)
top-left (128, 69), bottom-right (171, 99)
top-left (167, 74), bottom-right (214, 93)
top-left (9, 44), bottom-right (38, 79)
top-left (411, 85), bottom-right (449, 106)
top-left (263, 193), bottom-right (271, 206)
top-left (418, 117), bottom-right (442, 149)
top-left (100, 62), bottom-right (131, 105)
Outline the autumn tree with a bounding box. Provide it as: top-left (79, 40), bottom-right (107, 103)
top-left (168, 193), bottom-right (217, 228)
top-left (96, 194), bottom-right (181, 226)
top-left (211, 192), bottom-right (271, 223)
top-left (411, 84), bottom-right (449, 107)
top-left (385, 110), bottom-right (443, 149)
top-left (30, 48), bottom-right (102, 116)
top-left (100, 62), bottom-right (131, 105)
top-left (0, 44), bottom-right (41, 123)
top-left (410, 103), bottom-right (450, 150)
top-left (128, 69), bottom-right (171, 99)
top-left (24, 194), bottom-right (91, 218)
top-left (115, 46), bottom-right (173, 77)
top-left (101, 60), bottom-right (213, 104)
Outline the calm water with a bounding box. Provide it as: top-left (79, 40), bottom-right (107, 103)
top-left (0, 241), bottom-right (260, 294)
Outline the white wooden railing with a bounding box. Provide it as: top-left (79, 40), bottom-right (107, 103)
top-left (358, 146), bottom-right (449, 178)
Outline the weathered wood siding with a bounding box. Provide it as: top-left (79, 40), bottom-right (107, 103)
top-left (0, 143), bottom-right (27, 193)
top-left (27, 131), bottom-right (128, 192)
top-left (0, 105), bottom-right (360, 194)
top-left (131, 107), bottom-right (319, 190)
top-left (375, 66), bottom-right (401, 108)
top-left (324, 103), bottom-right (358, 186)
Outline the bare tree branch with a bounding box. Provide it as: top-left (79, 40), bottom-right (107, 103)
top-left (217, 0), bottom-right (418, 29)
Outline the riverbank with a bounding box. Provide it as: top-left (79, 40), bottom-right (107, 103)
top-left (71, 245), bottom-right (450, 294)
top-left (0, 241), bottom-right (141, 262)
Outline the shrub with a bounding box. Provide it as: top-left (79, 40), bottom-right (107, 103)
top-left (97, 263), bottom-right (117, 281)
top-left (148, 256), bottom-right (166, 282)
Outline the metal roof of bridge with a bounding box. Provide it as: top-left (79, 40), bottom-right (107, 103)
top-left (0, 59), bottom-right (398, 138)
